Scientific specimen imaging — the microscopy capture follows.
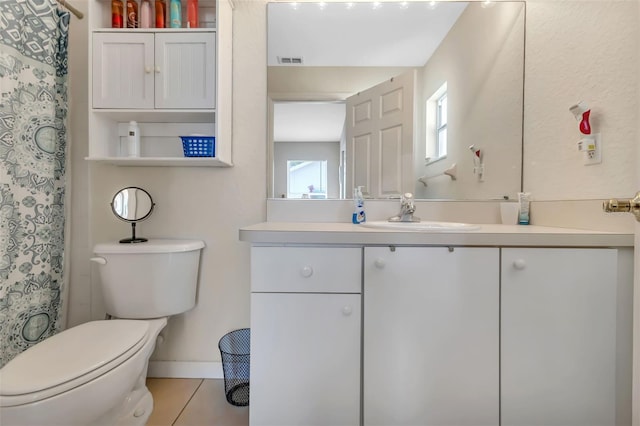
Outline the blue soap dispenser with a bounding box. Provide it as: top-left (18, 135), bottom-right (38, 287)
top-left (352, 186), bottom-right (366, 224)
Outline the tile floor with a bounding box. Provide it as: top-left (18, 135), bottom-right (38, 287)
top-left (146, 378), bottom-right (249, 426)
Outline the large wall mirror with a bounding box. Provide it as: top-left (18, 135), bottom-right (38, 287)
top-left (268, 1), bottom-right (525, 200)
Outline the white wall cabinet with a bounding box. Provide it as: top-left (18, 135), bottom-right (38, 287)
top-left (501, 248), bottom-right (627, 426)
top-left (250, 247), bottom-right (361, 426)
top-left (363, 246), bottom-right (499, 426)
top-left (92, 31), bottom-right (216, 110)
top-left (87, 0), bottom-right (233, 167)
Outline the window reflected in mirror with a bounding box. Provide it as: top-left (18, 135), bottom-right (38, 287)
top-left (286, 160), bottom-right (328, 199)
top-left (426, 82), bottom-right (448, 164)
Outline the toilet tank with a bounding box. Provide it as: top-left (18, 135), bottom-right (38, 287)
top-left (92, 239), bottom-right (205, 319)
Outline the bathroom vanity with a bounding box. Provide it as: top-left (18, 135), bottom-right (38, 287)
top-left (240, 223), bottom-right (634, 426)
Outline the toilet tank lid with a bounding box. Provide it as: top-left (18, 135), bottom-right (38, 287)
top-left (94, 239), bottom-right (205, 254)
top-left (0, 320), bottom-right (149, 397)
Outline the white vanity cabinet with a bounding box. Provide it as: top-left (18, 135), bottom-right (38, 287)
top-left (363, 246), bottom-right (500, 426)
top-left (92, 31), bottom-right (216, 110)
top-left (241, 222), bottom-right (633, 426)
top-left (501, 248), bottom-right (625, 426)
top-left (250, 246), bottom-right (362, 426)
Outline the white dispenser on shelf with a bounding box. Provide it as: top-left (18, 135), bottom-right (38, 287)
top-left (127, 121), bottom-right (140, 157)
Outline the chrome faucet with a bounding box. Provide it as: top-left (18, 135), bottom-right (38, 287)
top-left (388, 193), bottom-right (421, 223)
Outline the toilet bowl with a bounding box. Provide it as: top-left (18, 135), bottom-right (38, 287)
top-left (0, 239), bottom-right (205, 426)
top-left (0, 318), bottom-right (166, 425)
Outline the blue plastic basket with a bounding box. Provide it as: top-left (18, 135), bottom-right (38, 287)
top-left (180, 136), bottom-right (215, 157)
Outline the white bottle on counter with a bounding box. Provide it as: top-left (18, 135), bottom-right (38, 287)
top-left (128, 121), bottom-right (140, 157)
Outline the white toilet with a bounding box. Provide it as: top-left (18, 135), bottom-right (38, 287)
top-left (0, 239), bottom-right (205, 426)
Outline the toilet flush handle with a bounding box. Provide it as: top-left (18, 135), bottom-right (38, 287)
top-left (90, 257), bottom-right (107, 265)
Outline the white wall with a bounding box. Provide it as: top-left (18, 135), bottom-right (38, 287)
top-left (414, 2), bottom-right (524, 200)
top-left (67, 0), bottom-right (90, 328)
top-left (268, 66), bottom-right (412, 99)
top-left (67, 0), bottom-right (266, 365)
top-left (524, 0), bottom-right (638, 200)
top-left (64, 0), bottom-right (639, 365)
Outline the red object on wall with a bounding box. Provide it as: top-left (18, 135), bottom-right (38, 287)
top-left (579, 109), bottom-right (592, 135)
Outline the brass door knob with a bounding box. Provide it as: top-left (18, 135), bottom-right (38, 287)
top-left (603, 191), bottom-right (640, 221)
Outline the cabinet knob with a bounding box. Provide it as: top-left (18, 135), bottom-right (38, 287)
top-left (374, 258), bottom-right (385, 269)
top-left (342, 306), bottom-right (353, 316)
top-left (154, 66), bottom-right (161, 73)
top-left (145, 66), bottom-right (152, 74)
top-left (513, 259), bottom-right (526, 270)
top-left (300, 265), bottom-right (313, 278)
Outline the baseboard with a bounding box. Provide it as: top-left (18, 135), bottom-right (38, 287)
top-left (148, 361), bottom-right (223, 379)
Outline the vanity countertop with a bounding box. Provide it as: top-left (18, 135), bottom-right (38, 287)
top-left (239, 222), bottom-right (633, 247)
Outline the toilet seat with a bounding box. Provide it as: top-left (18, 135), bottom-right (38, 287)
top-left (0, 320), bottom-right (150, 407)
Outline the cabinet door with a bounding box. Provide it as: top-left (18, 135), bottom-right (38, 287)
top-left (364, 246), bottom-right (499, 426)
top-left (501, 248), bottom-right (617, 426)
top-left (250, 293), bottom-right (361, 426)
top-left (92, 33), bottom-right (154, 109)
top-left (154, 32), bottom-right (216, 109)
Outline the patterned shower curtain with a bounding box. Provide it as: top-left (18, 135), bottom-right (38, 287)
top-left (0, 0), bottom-right (70, 367)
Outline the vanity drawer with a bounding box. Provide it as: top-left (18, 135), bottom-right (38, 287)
top-left (251, 247), bottom-right (362, 293)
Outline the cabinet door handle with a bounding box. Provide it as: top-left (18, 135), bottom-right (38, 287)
top-left (342, 306), bottom-right (353, 316)
top-left (154, 66), bottom-right (161, 73)
top-left (513, 259), bottom-right (526, 270)
top-left (374, 258), bottom-right (385, 269)
top-left (300, 265), bottom-right (313, 278)
top-left (145, 66), bottom-right (152, 74)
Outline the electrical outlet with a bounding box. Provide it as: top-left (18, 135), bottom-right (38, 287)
top-left (584, 133), bottom-right (602, 165)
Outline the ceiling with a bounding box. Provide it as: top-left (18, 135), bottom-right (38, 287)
top-left (273, 102), bottom-right (347, 142)
top-left (267, 1), bottom-right (468, 67)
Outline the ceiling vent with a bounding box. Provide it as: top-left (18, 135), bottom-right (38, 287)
top-left (277, 56), bottom-right (304, 65)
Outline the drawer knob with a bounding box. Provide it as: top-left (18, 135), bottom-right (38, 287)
top-left (513, 259), bottom-right (526, 270)
top-left (300, 265), bottom-right (313, 278)
top-left (342, 306), bottom-right (353, 316)
top-left (374, 258), bottom-right (385, 269)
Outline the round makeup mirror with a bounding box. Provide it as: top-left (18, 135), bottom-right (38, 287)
top-left (111, 187), bottom-right (155, 243)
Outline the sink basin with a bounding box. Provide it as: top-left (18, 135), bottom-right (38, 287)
top-left (360, 220), bottom-right (481, 232)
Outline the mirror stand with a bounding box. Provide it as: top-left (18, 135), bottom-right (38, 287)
top-left (120, 222), bottom-right (148, 244)
top-left (111, 187), bottom-right (155, 244)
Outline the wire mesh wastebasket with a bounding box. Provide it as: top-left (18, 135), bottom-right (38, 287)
top-left (218, 328), bottom-right (250, 406)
